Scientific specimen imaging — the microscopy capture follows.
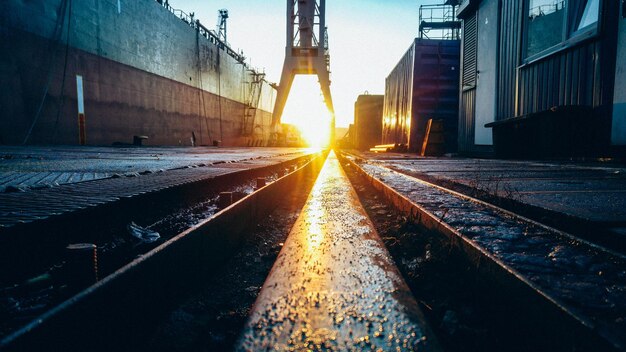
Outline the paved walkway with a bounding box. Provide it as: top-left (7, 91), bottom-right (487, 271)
top-left (0, 147), bottom-right (316, 228)
top-left (0, 146), bottom-right (312, 192)
top-left (354, 152), bottom-right (626, 243)
top-left (349, 154), bottom-right (626, 349)
top-left (238, 152), bottom-right (438, 351)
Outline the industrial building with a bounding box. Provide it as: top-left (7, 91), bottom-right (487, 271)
top-left (353, 94), bottom-right (383, 151)
top-left (457, 0), bottom-right (626, 157)
top-left (382, 3), bottom-right (461, 154)
top-left (2, 1), bottom-right (626, 350)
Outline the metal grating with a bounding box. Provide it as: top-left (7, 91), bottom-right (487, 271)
top-left (0, 153), bottom-right (310, 228)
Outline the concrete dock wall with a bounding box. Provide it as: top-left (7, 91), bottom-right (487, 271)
top-left (0, 0), bottom-right (275, 146)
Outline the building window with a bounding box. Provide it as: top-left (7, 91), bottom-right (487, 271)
top-left (525, 0), bottom-right (599, 59)
top-left (576, 0), bottom-right (599, 30)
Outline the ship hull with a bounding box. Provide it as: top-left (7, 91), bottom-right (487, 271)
top-left (0, 0), bottom-right (275, 146)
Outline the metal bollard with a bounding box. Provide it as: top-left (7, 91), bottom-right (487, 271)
top-left (256, 177), bottom-right (266, 189)
top-left (65, 243), bottom-right (98, 285)
top-left (218, 192), bottom-right (233, 208)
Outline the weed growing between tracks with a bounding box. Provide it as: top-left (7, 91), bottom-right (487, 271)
top-left (342, 159), bottom-right (544, 352)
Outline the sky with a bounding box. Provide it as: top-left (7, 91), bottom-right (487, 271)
top-left (173, 0), bottom-right (431, 128)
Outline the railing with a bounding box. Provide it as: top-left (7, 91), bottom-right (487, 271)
top-left (154, 0), bottom-right (247, 65)
top-left (528, 0), bottom-right (565, 19)
top-left (419, 4), bottom-right (461, 40)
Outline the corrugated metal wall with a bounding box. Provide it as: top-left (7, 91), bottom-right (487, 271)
top-left (411, 39), bottom-right (460, 152)
top-left (517, 42), bottom-right (602, 115)
top-left (459, 88), bottom-right (476, 153)
top-left (501, 0), bottom-right (619, 118)
top-left (383, 39), bottom-right (460, 152)
top-left (458, 0), bottom-right (620, 155)
top-left (496, 0), bottom-right (522, 120)
top-left (354, 95), bottom-right (384, 150)
top-left (382, 44), bottom-right (414, 147)
top-left (458, 12), bottom-right (477, 153)
top-left (510, 0), bottom-right (619, 154)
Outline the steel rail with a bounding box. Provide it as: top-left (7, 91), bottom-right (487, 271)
top-left (338, 151), bottom-right (622, 351)
top-left (0, 151), bottom-right (328, 351)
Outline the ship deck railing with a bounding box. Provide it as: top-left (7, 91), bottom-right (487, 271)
top-left (154, 0), bottom-right (248, 67)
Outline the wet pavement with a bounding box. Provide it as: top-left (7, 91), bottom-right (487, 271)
top-left (0, 146), bottom-right (313, 192)
top-left (0, 147), bottom-right (316, 227)
top-left (238, 152), bottom-right (438, 351)
top-left (4, 146), bottom-right (624, 349)
top-left (353, 152), bottom-right (626, 239)
top-left (347, 155), bottom-right (626, 349)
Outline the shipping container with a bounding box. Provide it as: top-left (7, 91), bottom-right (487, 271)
top-left (354, 94), bottom-right (384, 150)
top-left (382, 39), bottom-right (460, 153)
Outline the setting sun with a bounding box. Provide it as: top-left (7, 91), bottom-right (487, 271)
top-left (281, 76), bottom-right (333, 148)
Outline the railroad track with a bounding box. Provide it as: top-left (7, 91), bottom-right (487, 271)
top-left (0, 151), bottom-right (323, 347)
top-left (0, 151), bottom-right (318, 284)
top-left (238, 152), bottom-right (438, 351)
top-left (340, 151), bottom-right (625, 351)
top-left (1, 150), bottom-right (623, 351)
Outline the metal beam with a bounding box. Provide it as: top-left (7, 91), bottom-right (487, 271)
top-left (272, 0), bottom-right (335, 145)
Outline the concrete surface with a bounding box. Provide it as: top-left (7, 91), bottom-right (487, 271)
top-left (238, 152), bottom-right (438, 351)
top-left (0, 146), bottom-right (316, 227)
top-left (355, 152), bottom-right (626, 226)
top-left (350, 155), bottom-right (626, 349)
top-left (0, 146), bottom-right (313, 192)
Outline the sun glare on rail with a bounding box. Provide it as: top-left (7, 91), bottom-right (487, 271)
top-left (282, 75), bottom-right (332, 148)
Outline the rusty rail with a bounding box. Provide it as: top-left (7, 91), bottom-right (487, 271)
top-left (0, 152), bottom-right (328, 351)
top-left (337, 151), bottom-right (621, 351)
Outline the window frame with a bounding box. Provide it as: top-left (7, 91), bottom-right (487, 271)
top-left (522, 0), bottom-right (601, 65)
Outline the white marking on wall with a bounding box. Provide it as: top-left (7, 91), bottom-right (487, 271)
top-left (76, 75), bottom-right (85, 114)
top-left (117, 0), bottom-right (121, 14)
